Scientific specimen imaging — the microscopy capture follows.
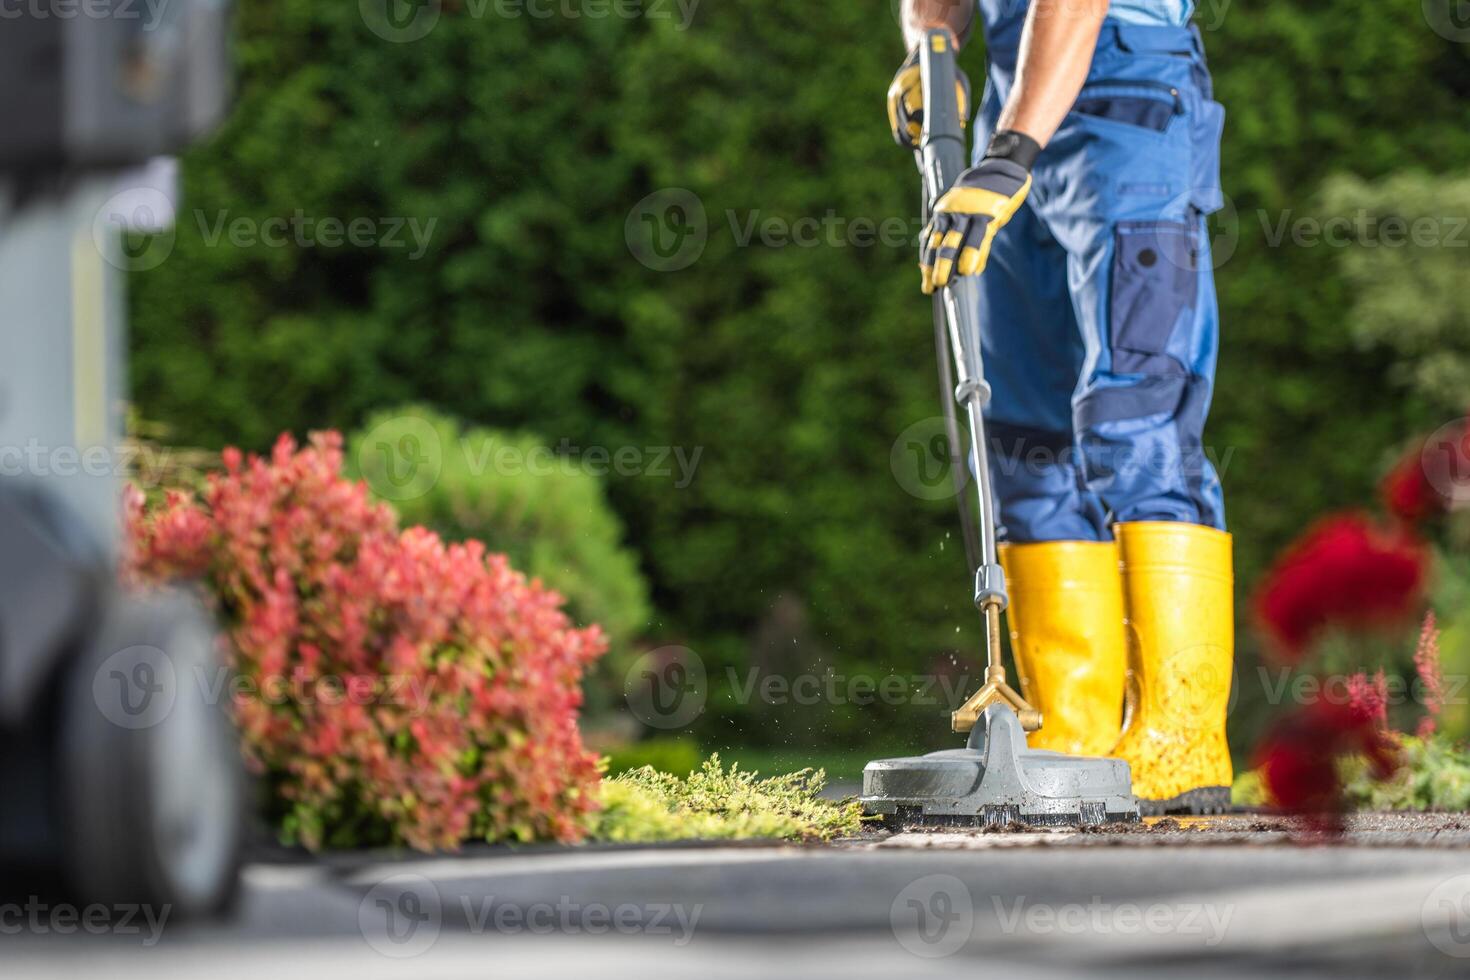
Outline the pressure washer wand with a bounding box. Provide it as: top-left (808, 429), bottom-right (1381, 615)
top-left (915, 29), bottom-right (1041, 734)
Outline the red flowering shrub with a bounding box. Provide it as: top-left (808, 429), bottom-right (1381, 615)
top-left (1413, 612), bottom-right (1445, 738)
top-left (1255, 700), bottom-right (1399, 833)
top-left (124, 433), bottom-right (605, 851)
top-left (1253, 512), bottom-right (1430, 660)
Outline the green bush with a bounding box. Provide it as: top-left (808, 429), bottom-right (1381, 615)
top-left (348, 407), bottom-right (651, 710)
top-left (127, 0), bottom-right (1470, 756)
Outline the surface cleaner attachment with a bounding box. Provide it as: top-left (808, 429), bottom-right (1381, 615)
top-left (861, 28), bottom-right (1139, 830)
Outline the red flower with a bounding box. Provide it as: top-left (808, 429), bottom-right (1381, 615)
top-left (1253, 512), bottom-right (1430, 661)
top-left (1381, 449), bottom-right (1444, 525)
top-left (1256, 699), bottom-right (1399, 834)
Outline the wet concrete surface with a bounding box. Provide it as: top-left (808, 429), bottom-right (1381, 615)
top-left (6, 814), bottom-right (1470, 979)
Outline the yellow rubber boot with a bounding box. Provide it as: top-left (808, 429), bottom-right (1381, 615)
top-left (999, 541), bottom-right (1126, 756)
top-left (1110, 522), bottom-right (1235, 813)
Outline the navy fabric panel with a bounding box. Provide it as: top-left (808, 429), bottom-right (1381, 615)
top-left (1074, 96), bottom-right (1175, 132)
top-left (1109, 222), bottom-right (1198, 374)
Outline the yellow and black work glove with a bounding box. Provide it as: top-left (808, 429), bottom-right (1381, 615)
top-left (887, 46), bottom-right (971, 150)
top-left (920, 131), bottom-right (1040, 294)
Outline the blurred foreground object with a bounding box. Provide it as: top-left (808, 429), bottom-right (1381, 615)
top-left (0, 1), bottom-right (242, 915)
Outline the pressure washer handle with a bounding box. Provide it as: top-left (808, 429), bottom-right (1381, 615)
top-left (916, 28), bottom-right (1004, 590)
top-left (916, 29), bottom-right (970, 212)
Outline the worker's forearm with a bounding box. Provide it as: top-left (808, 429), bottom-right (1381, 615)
top-left (996, 0), bottom-right (1109, 148)
top-left (901, 0), bottom-right (976, 51)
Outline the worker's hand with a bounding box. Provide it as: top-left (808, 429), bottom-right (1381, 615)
top-left (886, 46), bottom-right (971, 151)
top-left (920, 157), bottom-right (1032, 294)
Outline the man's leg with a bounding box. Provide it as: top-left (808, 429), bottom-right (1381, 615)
top-left (976, 197), bottom-right (1126, 756)
top-left (1036, 47), bottom-right (1233, 807)
top-left (976, 197), bottom-right (1106, 544)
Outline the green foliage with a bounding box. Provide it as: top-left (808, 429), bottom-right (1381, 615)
top-left (1235, 735), bottom-right (1470, 812)
top-left (127, 0), bottom-right (1470, 756)
top-left (1343, 735), bottom-right (1470, 812)
top-left (590, 756), bottom-right (865, 843)
top-left (1231, 768), bottom-right (1269, 807)
top-left (1320, 172), bottom-right (1470, 413)
top-left (347, 407), bottom-right (651, 653)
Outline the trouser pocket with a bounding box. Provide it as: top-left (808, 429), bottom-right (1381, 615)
top-left (1073, 79), bottom-right (1181, 134)
top-left (1109, 221), bottom-right (1198, 375)
top-left (1189, 97), bottom-right (1225, 215)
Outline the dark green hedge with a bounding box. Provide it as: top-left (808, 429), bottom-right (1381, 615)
top-left (130, 0), bottom-right (1470, 755)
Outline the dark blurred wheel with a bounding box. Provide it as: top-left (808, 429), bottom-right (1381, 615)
top-left (58, 589), bottom-right (243, 916)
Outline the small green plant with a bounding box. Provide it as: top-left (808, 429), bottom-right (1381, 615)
top-left (590, 756), bottom-right (865, 843)
top-left (1342, 734), bottom-right (1470, 812)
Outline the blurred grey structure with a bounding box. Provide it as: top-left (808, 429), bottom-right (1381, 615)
top-left (0, 0), bottom-right (244, 916)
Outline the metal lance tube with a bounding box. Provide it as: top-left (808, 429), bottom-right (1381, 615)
top-left (916, 28), bottom-right (1041, 734)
